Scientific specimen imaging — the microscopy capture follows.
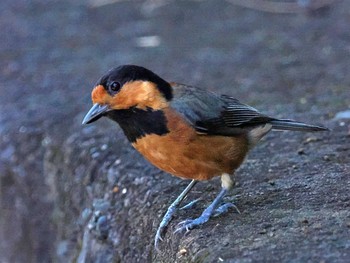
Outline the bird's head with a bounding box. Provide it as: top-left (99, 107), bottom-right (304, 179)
top-left (82, 65), bottom-right (173, 124)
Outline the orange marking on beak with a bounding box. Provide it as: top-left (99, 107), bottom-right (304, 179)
top-left (92, 85), bottom-right (109, 104)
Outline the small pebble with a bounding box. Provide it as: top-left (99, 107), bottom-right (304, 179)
top-left (268, 180), bottom-right (275, 186)
top-left (178, 248), bottom-right (187, 256)
top-left (303, 136), bottom-right (319, 144)
top-left (112, 186), bottom-right (119, 193)
top-left (323, 155), bottom-right (331, 161)
top-left (101, 144), bottom-right (108, 150)
top-left (334, 110), bottom-right (350, 120)
top-left (297, 148), bottom-right (305, 155)
top-left (301, 218), bottom-right (309, 224)
top-left (259, 229), bottom-right (267, 234)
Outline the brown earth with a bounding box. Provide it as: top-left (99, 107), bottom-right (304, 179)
top-left (0, 0), bottom-right (349, 262)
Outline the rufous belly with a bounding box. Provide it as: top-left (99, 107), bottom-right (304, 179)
top-left (132, 109), bottom-right (249, 180)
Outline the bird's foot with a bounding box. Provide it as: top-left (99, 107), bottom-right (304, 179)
top-left (154, 180), bottom-right (197, 250)
top-left (154, 204), bottom-right (177, 250)
top-left (154, 198), bottom-right (201, 250)
top-left (213, 202), bottom-right (240, 217)
top-left (174, 202), bottom-right (238, 233)
top-left (174, 216), bottom-right (210, 233)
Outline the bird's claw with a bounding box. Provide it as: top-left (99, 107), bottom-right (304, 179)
top-left (213, 202), bottom-right (240, 217)
top-left (173, 219), bottom-right (193, 233)
top-left (154, 230), bottom-right (164, 251)
top-left (174, 218), bottom-right (207, 234)
top-left (174, 202), bottom-right (239, 234)
top-left (154, 206), bottom-right (177, 249)
top-left (176, 219), bottom-right (193, 227)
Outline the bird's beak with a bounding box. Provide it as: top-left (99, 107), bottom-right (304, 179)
top-left (82, 103), bottom-right (110, 125)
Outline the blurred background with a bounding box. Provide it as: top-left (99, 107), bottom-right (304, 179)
top-left (1, 0), bottom-right (349, 262)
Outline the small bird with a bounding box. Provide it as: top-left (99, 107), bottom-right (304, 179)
top-left (82, 65), bottom-right (328, 249)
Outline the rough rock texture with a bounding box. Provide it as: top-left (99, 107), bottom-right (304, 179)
top-left (0, 0), bottom-right (349, 262)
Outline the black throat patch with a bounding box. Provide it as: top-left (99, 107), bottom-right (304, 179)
top-left (106, 107), bottom-right (169, 143)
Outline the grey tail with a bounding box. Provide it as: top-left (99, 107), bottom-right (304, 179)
top-left (270, 119), bottom-right (329, 132)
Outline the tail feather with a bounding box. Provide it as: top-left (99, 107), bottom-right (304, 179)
top-left (270, 119), bottom-right (328, 132)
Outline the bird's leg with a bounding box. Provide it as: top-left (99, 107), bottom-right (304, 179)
top-left (175, 173), bottom-right (237, 233)
top-left (154, 179), bottom-right (197, 249)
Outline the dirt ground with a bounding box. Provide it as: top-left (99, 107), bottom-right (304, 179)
top-left (0, 0), bottom-right (349, 262)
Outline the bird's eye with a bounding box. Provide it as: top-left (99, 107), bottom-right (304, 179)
top-left (109, 81), bottom-right (121, 93)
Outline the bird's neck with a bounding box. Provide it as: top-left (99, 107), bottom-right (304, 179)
top-left (107, 107), bottom-right (169, 143)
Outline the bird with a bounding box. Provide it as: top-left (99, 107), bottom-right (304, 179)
top-left (82, 65), bottom-right (328, 249)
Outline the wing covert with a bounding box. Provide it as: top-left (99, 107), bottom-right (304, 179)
top-left (169, 84), bottom-right (273, 136)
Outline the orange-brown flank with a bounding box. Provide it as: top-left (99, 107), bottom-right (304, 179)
top-left (132, 108), bottom-right (249, 180)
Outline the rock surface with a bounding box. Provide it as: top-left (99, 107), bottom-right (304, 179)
top-left (0, 0), bottom-right (349, 262)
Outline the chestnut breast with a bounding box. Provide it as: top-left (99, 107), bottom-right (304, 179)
top-left (132, 108), bottom-right (249, 180)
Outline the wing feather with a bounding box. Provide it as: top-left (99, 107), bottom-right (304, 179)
top-left (170, 84), bottom-right (273, 136)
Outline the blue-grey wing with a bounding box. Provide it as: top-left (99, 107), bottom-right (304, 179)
top-left (169, 83), bottom-right (273, 136)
